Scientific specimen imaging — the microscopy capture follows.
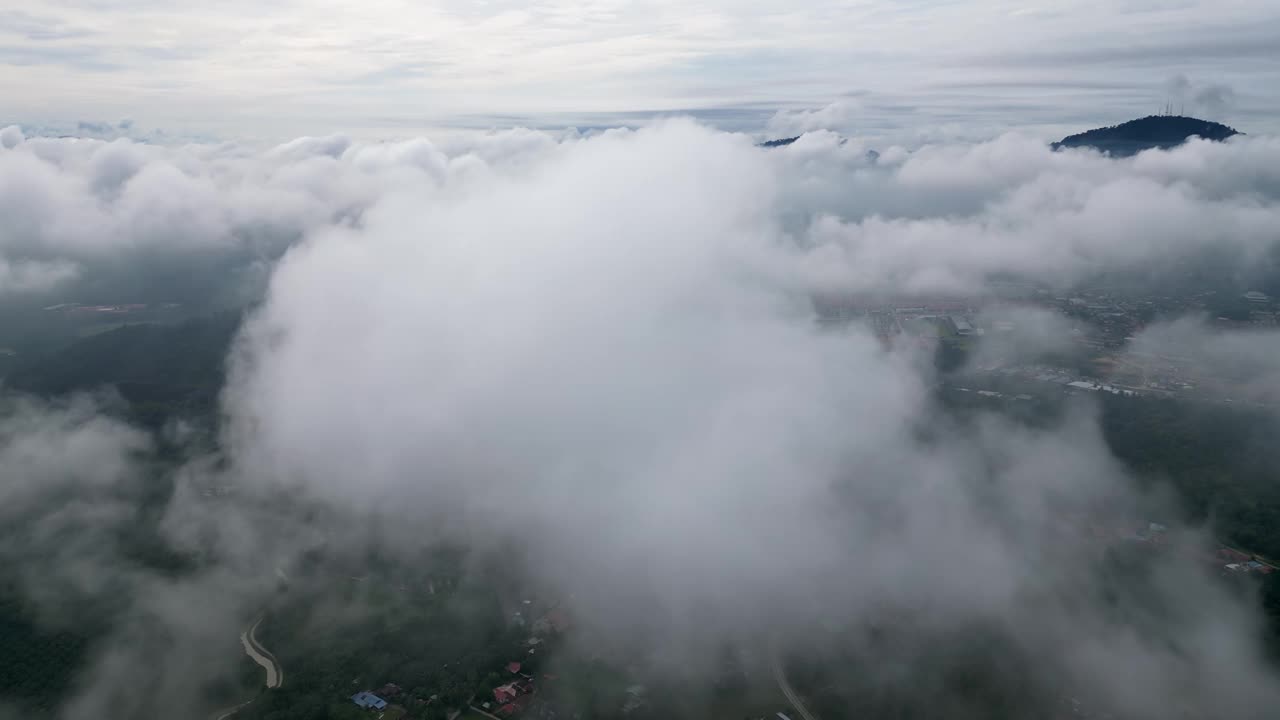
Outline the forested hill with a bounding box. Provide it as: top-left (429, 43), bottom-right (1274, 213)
top-left (758, 136), bottom-right (800, 148)
top-left (1052, 115), bottom-right (1240, 157)
top-left (4, 312), bottom-right (242, 426)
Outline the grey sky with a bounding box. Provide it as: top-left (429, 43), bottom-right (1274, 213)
top-left (1, 0), bottom-right (1277, 140)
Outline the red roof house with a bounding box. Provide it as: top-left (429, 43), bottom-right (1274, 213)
top-left (494, 684), bottom-right (519, 704)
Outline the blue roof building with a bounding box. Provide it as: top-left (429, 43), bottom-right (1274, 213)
top-left (352, 692), bottom-right (388, 710)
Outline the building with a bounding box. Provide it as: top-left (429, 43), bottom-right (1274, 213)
top-left (494, 683), bottom-right (520, 704)
top-left (1244, 291), bottom-right (1270, 304)
top-left (352, 692), bottom-right (388, 710)
top-left (949, 315), bottom-right (976, 336)
top-left (1066, 380), bottom-right (1135, 397)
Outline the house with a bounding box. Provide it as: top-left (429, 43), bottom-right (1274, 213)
top-left (949, 315), bottom-right (975, 336)
top-left (494, 683), bottom-right (520, 704)
top-left (352, 692), bottom-right (388, 710)
top-left (507, 662), bottom-right (523, 674)
top-left (497, 693), bottom-right (535, 717)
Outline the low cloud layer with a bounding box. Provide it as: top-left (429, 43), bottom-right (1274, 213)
top-left (3, 121), bottom-right (1280, 303)
top-left (222, 122), bottom-right (1280, 714)
top-left (4, 120), bottom-right (1280, 717)
top-left (1126, 316), bottom-right (1280, 404)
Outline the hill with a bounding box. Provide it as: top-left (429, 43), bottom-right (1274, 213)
top-left (758, 136), bottom-right (800, 148)
top-left (1052, 115), bottom-right (1240, 157)
top-left (758, 134), bottom-right (880, 162)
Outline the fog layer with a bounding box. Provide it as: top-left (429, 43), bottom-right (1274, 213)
top-left (3, 121), bottom-right (1280, 718)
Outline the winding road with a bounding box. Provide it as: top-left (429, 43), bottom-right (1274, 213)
top-left (772, 651), bottom-right (820, 720)
top-left (210, 616), bottom-right (284, 720)
top-left (242, 615), bottom-right (284, 689)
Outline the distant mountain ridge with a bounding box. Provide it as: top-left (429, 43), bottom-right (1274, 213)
top-left (758, 134), bottom-right (880, 162)
top-left (1052, 115), bottom-right (1240, 157)
top-left (759, 136), bottom-right (800, 148)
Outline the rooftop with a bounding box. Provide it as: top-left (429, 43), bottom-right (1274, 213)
top-left (352, 691), bottom-right (388, 710)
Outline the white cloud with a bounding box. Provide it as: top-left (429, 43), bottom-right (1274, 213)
top-left (5, 119), bottom-right (1280, 717)
top-left (0, 125), bottom-right (23, 149)
top-left (1126, 316), bottom-right (1280, 404)
top-left (201, 120), bottom-right (1280, 714)
top-left (0, 256), bottom-right (78, 294)
top-left (767, 99), bottom-right (863, 137)
top-left (1, 121), bottom-right (1279, 305)
top-left (2, 119), bottom-right (1280, 712)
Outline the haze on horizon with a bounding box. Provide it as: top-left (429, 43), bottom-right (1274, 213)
top-left (2, 0), bottom-right (1279, 142)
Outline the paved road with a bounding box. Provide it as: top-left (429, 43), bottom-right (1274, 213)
top-left (212, 698), bottom-right (255, 720)
top-left (209, 616), bottom-right (284, 720)
top-left (242, 616), bottom-right (283, 689)
top-left (772, 652), bottom-right (820, 720)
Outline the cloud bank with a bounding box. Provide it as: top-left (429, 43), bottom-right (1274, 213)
top-left (220, 122), bottom-right (1280, 715)
top-left (3, 121), bottom-right (1280, 302)
top-left (4, 120), bottom-right (1280, 718)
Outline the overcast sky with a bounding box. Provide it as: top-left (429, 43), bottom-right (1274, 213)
top-left (2, 0), bottom-right (1278, 141)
